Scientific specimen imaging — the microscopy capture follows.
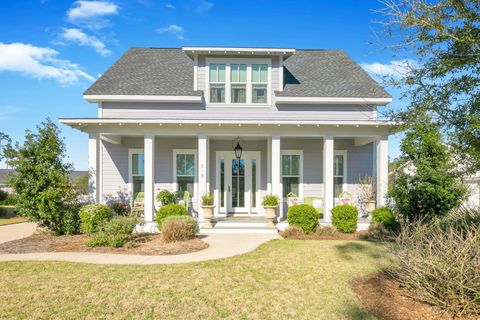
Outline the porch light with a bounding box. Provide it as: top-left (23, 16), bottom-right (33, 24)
top-left (233, 139), bottom-right (243, 160)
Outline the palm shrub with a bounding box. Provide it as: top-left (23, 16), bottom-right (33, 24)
top-left (287, 204), bottom-right (320, 233)
top-left (161, 215), bottom-right (198, 242)
top-left (79, 204), bottom-right (113, 234)
top-left (201, 193), bottom-right (214, 206)
top-left (372, 207), bottom-right (398, 230)
top-left (156, 203), bottom-right (188, 228)
top-left (331, 205), bottom-right (358, 233)
top-left (156, 190), bottom-right (175, 206)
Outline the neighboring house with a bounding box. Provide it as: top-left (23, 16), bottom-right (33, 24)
top-left (60, 46), bottom-right (392, 232)
top-left (0, 169), bottom-right (88, 194)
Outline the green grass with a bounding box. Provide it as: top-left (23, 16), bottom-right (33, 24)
top-left (0, 206), bottom-right (27, 226)
top-left (0, 240), bottom-right (392, 319)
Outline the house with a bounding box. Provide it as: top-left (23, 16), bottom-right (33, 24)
top-left (60, 46), bottom-right (392, 232)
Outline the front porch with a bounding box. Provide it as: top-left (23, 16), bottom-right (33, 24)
top-left (80, 121), bottom-right (389, 232)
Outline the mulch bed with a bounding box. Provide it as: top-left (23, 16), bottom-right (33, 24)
top-left (352, 272), bottom-right (457, 320)
top-left (0, 233), bottom-right (209, 256)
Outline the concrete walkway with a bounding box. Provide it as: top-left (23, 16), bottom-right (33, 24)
top-left (0, 222), bottom-right (37, 244)
top-left (0, 223), bottom-right (281, 265)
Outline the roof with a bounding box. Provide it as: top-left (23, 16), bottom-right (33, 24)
top-left (84, 47), bottom-right (390, 99)
top-left (0, 169), bottom-right (88, 185)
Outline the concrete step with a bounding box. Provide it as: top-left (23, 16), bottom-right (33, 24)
top-left (199, 226), bottom-right (279, 235)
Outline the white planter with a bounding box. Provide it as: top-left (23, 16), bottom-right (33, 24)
top-left (263, 206), bottom-right (278, 227)
top-left (362, 201), bottom-right (376, 216)
top-left (201, 205), bottom-right (215, 228)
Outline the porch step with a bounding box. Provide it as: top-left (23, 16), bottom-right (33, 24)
top-left (199, 226), bottom-right (278, 235)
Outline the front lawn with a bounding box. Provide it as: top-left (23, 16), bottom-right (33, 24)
top-left (0, 240), bottom-right (392, 319)
top-left (0, 206), bottom-right (27, 226)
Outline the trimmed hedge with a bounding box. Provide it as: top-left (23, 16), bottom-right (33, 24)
top-left (156, 203), bottom-right (188, 228)
top-left (161, 215), bottom-right (198, 242)
top-left (331, 205), bottom-right (358, 233)
top-left (287, 204), bottom-right (320, 233)
top-left (372, 207), bottom-right (397, 229)
top-left (79, 204), bottom-right (113, 234)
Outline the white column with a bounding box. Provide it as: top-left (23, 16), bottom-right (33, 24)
top-left (323, 135), bottom-right (334, 223)
top-left (376, 136), bottom-right (389, 206)
top-left (198, 135), bottom-right (208, 222)
top-left (144, 134), bottom-right (155, 222)
top-left (271, 135), bottom-right (282, 217)
top-left (88, 132), bottom-right (100, 203)
top-left (267, 137), bottom-right (272, 193)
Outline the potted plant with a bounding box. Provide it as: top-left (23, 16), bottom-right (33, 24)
top-left (262, 194), bottom-right (280, 227)
top-left (357, 176), bottom-right (376, 217)
top-left (156, 189), bottom-right (175, 206)
top-left (200, 193), bottom-right (215, 228)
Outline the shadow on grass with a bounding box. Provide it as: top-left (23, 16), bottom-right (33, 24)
top-left (334, 241), bottom-right (385, 261)
top-left (342, 302), bottom-right (373, 320)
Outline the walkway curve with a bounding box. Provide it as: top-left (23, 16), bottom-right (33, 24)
top-left (0, 222), bottom-right (37, 244)
top-left (0, 224), bottom-right (281, 265)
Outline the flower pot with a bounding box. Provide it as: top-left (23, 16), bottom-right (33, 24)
top-left (263, 206), bottom-right (278, 227)
top-left (201, 205), bottom-right (215, 228)
top-left (362, 201), bottom-right (376, 216)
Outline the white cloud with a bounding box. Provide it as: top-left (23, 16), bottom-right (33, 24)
top-left (61, 28), bottom-right (111, 56)
top-left (67, 1), bottom-right (118, 29)
top-left (360, 59), bottom-right (415, 78)
top-left (157, 24), bottom-right (184, 40)
top-left (165, 3), bottom-right (175, 9)
top-left (195, 0), bottom-right (213, 14)
top-left (0, 42), bottom-right (94, 84)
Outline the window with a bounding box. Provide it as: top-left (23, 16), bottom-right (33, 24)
top-left (334, 151), bottom-right (347, 198)
top-left (252, 64), bottom-right (268, 104)
top-left (209, 64), bottom-right (226, 103)
top-left (175, 153), bottom-right (195, 195)
top-left (281, 152), bottom-right (302, 198)
top-left (130, 150), bottom-right (144, 200)
top-left (230, 64), bottom-right (246, 103)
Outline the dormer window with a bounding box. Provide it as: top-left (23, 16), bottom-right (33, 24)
top-left (209, 63), bottom-right (226, 103)
top-left (252, 64), bottom-right (268, 104)
top-left (231, 64), bottom-right (247, 103)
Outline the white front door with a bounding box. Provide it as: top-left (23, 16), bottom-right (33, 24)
top-left (216, 151), bottom-right (261, 214)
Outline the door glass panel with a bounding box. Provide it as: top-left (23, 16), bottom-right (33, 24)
top-left (232, 159), bottom-right (245, 208)
top-left (252, 159), bottom-right (256, 207)
top-left (220, 159), bottom-right (225, 207)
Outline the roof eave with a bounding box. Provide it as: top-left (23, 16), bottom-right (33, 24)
top-left (274, 96), bottom-right (392, 105)
top-left (83, 94), bottom-right (203, 103)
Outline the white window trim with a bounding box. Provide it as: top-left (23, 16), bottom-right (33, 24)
top-left (205, 57), bottom-right (271, 107)
top-left (128, 148), bottom-right (144, 198)
top-left (172, 149), bottom-right (198, 201)
top-left (334, 150), bottom-right (348, 199)
top-left (280, 150), bottom-right (304, 199)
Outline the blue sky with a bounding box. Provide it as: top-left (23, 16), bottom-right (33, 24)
top-left (0, 0), bottom-right (406, 170)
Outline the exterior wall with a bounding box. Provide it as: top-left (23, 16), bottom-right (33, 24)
top-left (465, 176), bottom-right (480, 209)
top-left (102, 102), bottom-right (376, 121)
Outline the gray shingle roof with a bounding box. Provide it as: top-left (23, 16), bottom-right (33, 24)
top-left (84, 48), bottom-right (202, 96)
top-left (278, 50), bottom-right (390, 98)
top-left (84, 47), bottom-right (389, 99)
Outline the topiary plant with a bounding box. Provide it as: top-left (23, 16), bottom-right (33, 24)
top-left (79, 204), bottom-right (113, 234)
top-left (287, 204), bottom-right (320, 233)
top-left (156, 203), bottom-right (188, 228)
top-left (331, 205), bottom-right (358, 233)
top-left (156, 190), bottom-right (176, 206)
top-left (372, 207), bottom-right (397, 230)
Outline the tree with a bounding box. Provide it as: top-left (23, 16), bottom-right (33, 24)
top-left (378, 0), bottom-right (480, 173)
top-left (389, 116), bottom-right (465, 221)
top-left (0, 131), bottom-right (11, 162)
top-left (3, 118), bottom-right (80, 235)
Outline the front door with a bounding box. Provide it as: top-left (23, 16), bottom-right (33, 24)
top-left (216, 151), bottom-right (261, 214)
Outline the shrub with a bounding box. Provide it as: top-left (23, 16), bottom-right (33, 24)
top-left (156, 203), bottom-right (188, 228)
top-left (280, 225), bottom-right (305, 238)
top-left (262, 194), bottom-right (280, 206)
top-left (79, 204), bottom-right (113, 234)
top-left (201, 193), bottom-right (214, 206)
top-left (331, 205), bottom-right (358, 233)
top-left (0, 190), bottom-right (7, 202)
top-left (287, 204), bottom-right (320, 233)
top-left (365, 223), bottom-right (391, 241)
top-left (315, 225), bottom-right (338, 237)
top-left (0, 193), bottom-right (17, 206)
top-left (37, 189), bottom-right (81, 235)
top-left (0, 206), bottom-right (7, 216)
top-left (389, 219), bottom-right (480, 316)
top-left (108, 201), bottom-right (131, 216)
top-left (161, 215), bottom-right (198, 242)
top-left (87, 234), bottom-right (125, 248)
top-left (372, 207), bottom-right (397, 229)
top-left (156, 190), bottom-right (175, 206)
top-left (87, 216), bottom-right (137, 248)
top-left (101, 216), bottom-right (137, 235)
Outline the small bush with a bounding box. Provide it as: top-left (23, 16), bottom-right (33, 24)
top-left (287, 204), bottom-right (320, 233)
top-left (87, 234), bottom-right (126, 248)
top-left (372, 207), bottom-right (397, 229)
top-left (101, 216), bottom-right (137, 235)
top-left (87, 216), bottom-right (137, 248)
top-left (315, 225), bottom-right (338, 237)
top-left (0, 193), bottom-right (17, 205)
top-left (262, 194), bottom-right (280, 206)
top-left (79, 204), bottom-right (113, 234)
top-left (280, 225), bottom-right (305, 238)
top-left (108, 201), bottom-right (131, 216)
top-left (161, 215), bottom-right (198, 242)
top-left (331, 205), bottom-right (358, 233)
top-left (156, 190), bottom-right (175, 206)
top-left (201, 193), bottom-right (214, 206)
top-left (0, 190), bottom-right (7, 202)
top-left (156, 203), bottom-right (188, 228)
top-left (0, 206), bottom-right (7, 216)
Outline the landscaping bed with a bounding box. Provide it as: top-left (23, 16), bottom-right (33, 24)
top-left (0, 232), bottom-right (208, 256)
top-left (352, 272), bottom-right (458, 320)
